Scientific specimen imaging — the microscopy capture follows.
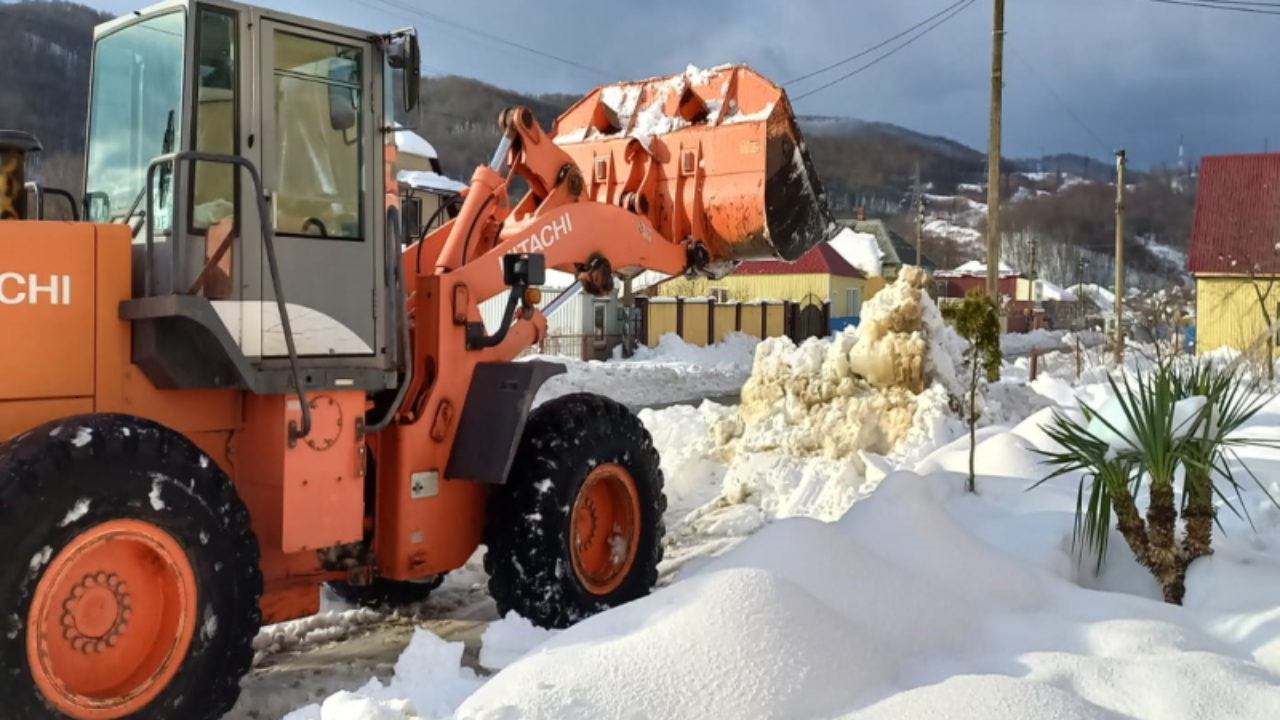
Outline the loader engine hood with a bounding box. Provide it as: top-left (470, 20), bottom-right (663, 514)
top-left (550, 64), bottom-right (837, 266)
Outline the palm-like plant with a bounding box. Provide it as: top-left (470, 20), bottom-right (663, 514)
top-left (1036, 361), bottom-right (1278, 605)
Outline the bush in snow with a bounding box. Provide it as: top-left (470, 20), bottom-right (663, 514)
top-left (1036, 362), bottom-right (1279, 604)
top-left (953, 289), bottom-right (1000, 493)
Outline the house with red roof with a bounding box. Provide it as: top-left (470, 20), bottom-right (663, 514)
top-left (654, 240), bottom-right (876, 332)
top-left (1187, 153), bottom-right (1280, 354)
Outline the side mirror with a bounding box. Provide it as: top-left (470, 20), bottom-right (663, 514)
top-left (386, 29), bottom-right (420, 113)
top-left (503, 253), bottom-right (546, 287)
top-left (328, 57), bottom-right (359, 131)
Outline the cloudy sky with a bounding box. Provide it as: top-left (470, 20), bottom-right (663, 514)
top-left (83, 0), bottom-right (1280, 167)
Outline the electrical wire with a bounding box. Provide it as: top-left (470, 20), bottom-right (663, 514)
top-left (791, 0), bottom-right (977, 102)
top-left (1006, 44), bottom-right (1114, 158)
top-left (784, 0), bottom-right (970, 86)
top-left (360, 0), bottom-right (614, 81)
top-left (1146, 0), bottom-right (1280, 14)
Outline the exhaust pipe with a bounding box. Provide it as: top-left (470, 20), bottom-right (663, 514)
top-left (0, 130), bottom-right (42, 220)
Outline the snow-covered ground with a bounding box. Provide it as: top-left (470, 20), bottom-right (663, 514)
top-left (245, 273), bottom-right (1279, 720)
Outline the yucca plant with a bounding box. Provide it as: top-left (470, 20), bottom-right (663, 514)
top-left (1035, 361), bottom-right (1278, 605)
top-left (1172, 363), bottom-right (1278, 564)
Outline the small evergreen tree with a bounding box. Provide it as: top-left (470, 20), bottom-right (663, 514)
top-left (954, 289), bottom-right (1001, 493)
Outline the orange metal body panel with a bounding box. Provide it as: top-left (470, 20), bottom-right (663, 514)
top-left (237, 391), bottom-right (365, 553)
top-left (0, 222), bottom-right (95, 401)
top-left (0, 398), bottom-right (93, 441)
top-left (0, 221), bottom-right (335, 622)
top-left (92, 225), bottom-right (241, 433)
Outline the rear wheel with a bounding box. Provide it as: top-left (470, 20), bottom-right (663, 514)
top-left (326, 575), bottom-right (444, 609)
top-left (484, 393), bottom-right (665, 628)
top-left (0, 414), bottom-right (262, 720)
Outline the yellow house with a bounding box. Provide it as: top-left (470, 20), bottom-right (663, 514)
top-left (1188, 153), bottom-right (1280, 355)
top-left (658, 242), bottom-right (878, 332)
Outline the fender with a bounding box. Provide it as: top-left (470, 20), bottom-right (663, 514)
top-left (445, 360), bottom-right (565, 484)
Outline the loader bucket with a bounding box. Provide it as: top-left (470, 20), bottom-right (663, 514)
top-left (552, 65), bottom-right (836, 266)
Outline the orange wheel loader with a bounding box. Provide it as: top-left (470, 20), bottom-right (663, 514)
top-left (0, 2), bottom-right (834, 717)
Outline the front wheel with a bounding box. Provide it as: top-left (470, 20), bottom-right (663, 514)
top-left (0, 414), bottom-right (262, 720)
top-left (484, 393), bottom-right (666, 628)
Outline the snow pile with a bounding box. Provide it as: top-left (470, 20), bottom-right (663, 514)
top-left (252, 608), bottom-right (390, 664)
top-left (1002, 328), bottom-right (1069, 356)
top-left (717, 266), bottom-right (969, 475)
top-left (625, 331), bottom-right (757, 366)
top-left (477, 612), bottom-right (558, 671)
top-left (532, 332), bottom-right (758, 408)
top-left (1086, 393), bottom-right (1207, 455)
top-left (454, 443), bottom-right (1280, 719)
top-left (827, 227), bottom-right (883, 277)
top-left (282, 629), bottom-right (483, 720)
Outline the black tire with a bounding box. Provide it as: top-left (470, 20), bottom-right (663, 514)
top-left (326, 575), bottom-right (444, 609)
top-left (0, 413), bottom-right (262, 720)
top-left (484, 393), bottom-right (666, 628)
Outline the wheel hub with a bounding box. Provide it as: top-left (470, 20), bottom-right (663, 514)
top-left (28, 519), bottom-right (197, 719)
top-left (569, 464), bottom-right (642, 595)
top-left (62, 572), bottom-right (131, 653)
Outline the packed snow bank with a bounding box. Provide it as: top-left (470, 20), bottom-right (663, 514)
top-left (454, 421), bottom-right (1280, 720)
top-left (532, 332), bottom-right (757, 408)
top-left (715, 266), bottom-right (1039, 474)
top-left (1002, 328), bottom-right (1069, 356)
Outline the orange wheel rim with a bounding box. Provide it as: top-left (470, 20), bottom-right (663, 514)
top-left (569, 463), bottom-right (642, 595)
top-left (27, 519), bottom-right (197, 719)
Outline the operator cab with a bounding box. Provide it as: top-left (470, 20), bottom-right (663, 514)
top-left (84, 0), bottom-right (420, 395)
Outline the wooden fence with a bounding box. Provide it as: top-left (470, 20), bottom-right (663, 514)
top-left (635, 297), bottom-right (829, 347)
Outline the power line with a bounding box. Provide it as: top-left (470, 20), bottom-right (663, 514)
top-left (1194, 0), bottom-right (1280, 7)
top-left (1146, 0), bottom-right (1280, 14)
top-left (364, 0), bottom-right (614, 81)
top-left (1006, 43), bottom-right (1113, 158)
top-left (785, 0), bottom-right (969, 85)
top-left (791, 0), bottom-right (977, 102)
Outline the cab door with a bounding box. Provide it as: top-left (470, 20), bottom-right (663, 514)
top-left (251, 19), bottom-right (380, 358)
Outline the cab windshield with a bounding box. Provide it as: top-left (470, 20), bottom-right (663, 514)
top-left (84, 11), bottom-right (186, 225)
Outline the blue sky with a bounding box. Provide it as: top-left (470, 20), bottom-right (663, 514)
top-left (78, 0), bottom-right (1280, 167)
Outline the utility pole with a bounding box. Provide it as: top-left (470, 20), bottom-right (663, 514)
top-left (916, 195), bottom-right (926, 267)
top-left (1113, 150), bottom-right (1127, 365)
top-left (1029, 235), bottom-right (1040, 380)
top-left (985, 0), bottom-right (1006, 303)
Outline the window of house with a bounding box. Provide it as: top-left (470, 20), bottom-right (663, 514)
top-left (709, 287), bottom-right (730, 303)
top-left (846, 288), bottom-right (863, 317)
top-left (271, 31), bottom-right (363, 240)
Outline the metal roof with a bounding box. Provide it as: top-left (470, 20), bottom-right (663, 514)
top-left (1188, 153), bottom-right (1280, 275)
